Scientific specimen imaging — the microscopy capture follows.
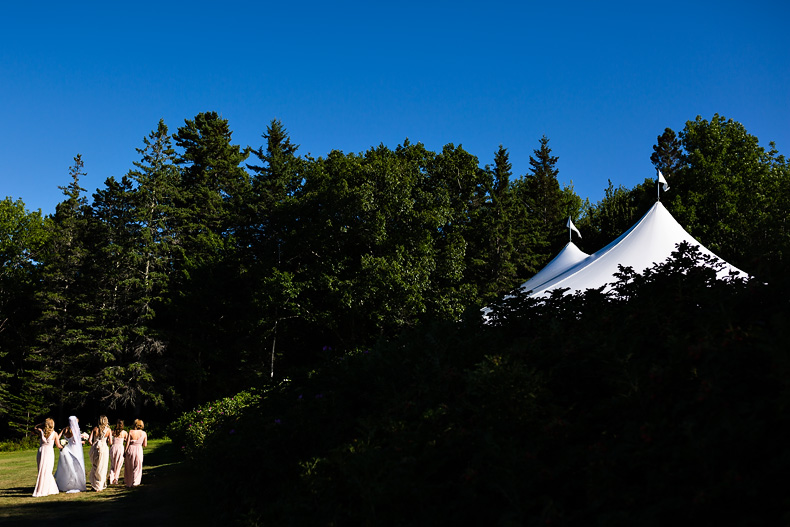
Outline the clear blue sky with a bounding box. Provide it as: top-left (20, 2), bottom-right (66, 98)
top-left (2, 1), bottom-right (788, 215)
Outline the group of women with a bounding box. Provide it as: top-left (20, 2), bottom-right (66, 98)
top-left (32, 415), bottom-right (148, 497)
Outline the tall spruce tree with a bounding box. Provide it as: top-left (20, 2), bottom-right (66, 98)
top-left (472, 146), bottom-right (525, 300)
top-left (173, 111), bottom-right (251, 264)
top-left (85, 176), bottom-right (142, 408)
top-left (246, 119), bottom-right (302, 269)
top-left (519, 136), bottom-right (565, 261)
top-left (650, 127), bottom-right (683, 180)
top-left (123, 120), bottom-right (180, 409)
top-left (526, 136), bottom-right (561, 223)
top-left (34, 155), bottom-right (94, 416)
top-left (486, 146), bottom-right (517, 293)
top-left (171, 112), bottom-right (253, 402)
top-left (86, 170), bottom-right (169, 413)
top-left (128, 120), bottom-right (179, 323)
top-left (245, 119), bottom-right (304, 379)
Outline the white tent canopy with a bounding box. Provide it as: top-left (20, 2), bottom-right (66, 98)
top-left (521, 201), bottom-right (748, 298)
top-left (518, 241), bottom-right (589, 294)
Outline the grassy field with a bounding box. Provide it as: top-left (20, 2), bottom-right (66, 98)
top-left (0, 439), bottom-right (205, 526)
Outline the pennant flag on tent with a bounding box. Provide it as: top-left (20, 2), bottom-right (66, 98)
top-left (658, 170), bottom-right (670, 191)
top-left (567, 216), bottom-right (581, 239)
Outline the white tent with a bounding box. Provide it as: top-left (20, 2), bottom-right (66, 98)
top-left (518, 241), bottom-right (589, 294)
top-left (521, 201), bottom-right (748, 298)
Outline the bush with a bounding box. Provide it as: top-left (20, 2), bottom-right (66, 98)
top-left (0, 435), bottom-right (39, 452)
top-left (181, 247), bottom-right (790, 525)
top-left (168, 389), bottom-right (262, 459)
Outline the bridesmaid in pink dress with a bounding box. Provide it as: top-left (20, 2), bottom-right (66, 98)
top-left (32, 418), bottom-right (61, 497)
top-left (108, 419), bottom-right (127, 485)
top-left (88, 415), bottom-right (111, 491)
top-left (124, 419), bottom-right (148, 487)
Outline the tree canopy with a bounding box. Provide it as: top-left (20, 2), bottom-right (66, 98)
top-left (0, 112), bottom-right (787, 442)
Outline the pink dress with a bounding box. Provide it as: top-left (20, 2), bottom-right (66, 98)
top-left (124, 435), bottom-right (145, 487)
top-left (88, 428), bottom-right (110, 491)
top-left (108, 433), bottom-right (126, 484)
top-left (33, 430), bottom-right (59, 497)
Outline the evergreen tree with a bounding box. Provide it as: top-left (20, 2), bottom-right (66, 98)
top-left (526, 136), bottom-right (561, 229)
top-left (650, 127), bottom-right (683, 180)
top-left (245, 119), bottom-right (302, 272)
top-left (34, 155), bottom-right (94, 416)
top-left (492, 144), bottom-right (511, 196)
top-left (84, 176), bottom-right (142, 408)
top-left (172, 112), bottom-right (250, 262)
top-left (514, 136), bottom-right (568, 265)
top-left (120, 120), bottom-right (181, 410)
top-left (245, 119), bottom-right (304, 378)
top-left (581, 180), bottom-right (640, 250)
top-left (171, 112), bottom-right (253, 402)
top-left (482, 146), bottom-right (518, 295)
top-left (128, 119), bottom-right (179, 326)
top-left (85, 169), bottom-right (170, 413)
top-left (472, 145), bottom-right (540, 300)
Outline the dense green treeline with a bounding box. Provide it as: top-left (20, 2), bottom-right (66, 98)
top-left (0, 112), bottom-right (788, 439)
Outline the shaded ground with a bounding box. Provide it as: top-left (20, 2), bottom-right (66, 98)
top-left (0, 440), bottom-right (206, 526)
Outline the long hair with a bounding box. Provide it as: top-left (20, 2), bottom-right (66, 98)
top-left (114, 419), bottom-right (125, 437)
top-left (43, 418), bottom-right (54, 437)
top-left (98, 415), bottom-right (109, 435)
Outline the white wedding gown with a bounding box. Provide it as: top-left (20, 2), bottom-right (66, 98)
top-left (55, 416), bottom-right (86, 493)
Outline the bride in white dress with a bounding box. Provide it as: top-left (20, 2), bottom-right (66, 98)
top-left (54, 415), bottom-right (87, 493)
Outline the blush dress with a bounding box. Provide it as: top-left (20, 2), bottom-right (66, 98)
top-left (124, 434), bottom-right (146, 487)
top-left (33, 430), bottom-right (60, 497)
top-left (88, 428), bottom-right (110, 491)
top-left (108, 433), bottom-right (126, 485)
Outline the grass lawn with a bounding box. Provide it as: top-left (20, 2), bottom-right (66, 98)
top-left (0, 439), bottom-right (205, 526)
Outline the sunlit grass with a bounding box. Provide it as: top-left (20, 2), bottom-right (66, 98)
top-left (0, 439), bottom-right (203, 526)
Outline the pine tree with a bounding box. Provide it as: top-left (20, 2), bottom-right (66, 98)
top-left (34, 155), bottom-right (94, 415)
top-left (473, 146), bottom-right (522, 299)
top-left (170, 112), bottom-right (253, 402)
top-left (246, 119), bottom-right (302, 268)
top-left (650, 127), bottom-right (683, 180)
top-left (526, 136), bottom-right (561, 228)
top-left (86, 170), bottom-right (169, 412)
top-left (129, 119), bottom-right (179, 324)
top-left (521, 136), bottom-right (565, 260)
top-left (245, 119), bottom-right (304, 378)
top-left (173, 111), bottom-right (251, 264)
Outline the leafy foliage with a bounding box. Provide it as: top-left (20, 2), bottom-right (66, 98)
top-left (0, 198), bottom-right (49, 435)
top-left (668, 114), bottom-right (787, 277)
top-left (177, 246), bottom-right (790, 525)
top-left (584, 113), bottom-right (790, 285)
top-left (167, 388), bottom-right (262, 459)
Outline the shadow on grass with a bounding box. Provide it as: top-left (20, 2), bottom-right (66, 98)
top-left (0, 440), bottom-right (206, 527)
